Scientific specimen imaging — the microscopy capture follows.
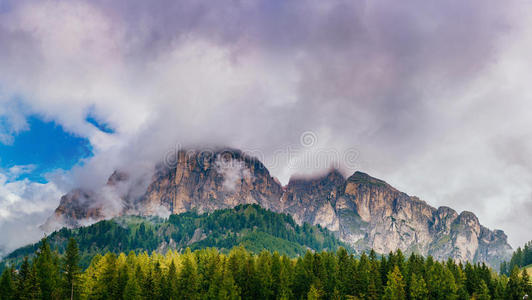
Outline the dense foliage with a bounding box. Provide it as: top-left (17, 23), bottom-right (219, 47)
top-left (3, 205), bottom-right (347, 268)
top-left (2, 237), bottom-right (531, 300)
top-left (500, 240), bottom-right (532, 275)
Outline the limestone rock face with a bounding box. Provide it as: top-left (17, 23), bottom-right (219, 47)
top-left (140, 149), bottom-right (284, 215)
top-left (280, 170), bottom-right (344, 231)
top-left (47, 149), bottom-right (512, 267)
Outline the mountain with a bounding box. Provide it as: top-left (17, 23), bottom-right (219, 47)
top-left (44, 148), bottom-right (511, 267)
top-left (5, 204), bottom-right (348, 268)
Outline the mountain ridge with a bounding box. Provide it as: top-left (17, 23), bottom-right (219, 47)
top-left (43, 148), bottom-right (512, 267)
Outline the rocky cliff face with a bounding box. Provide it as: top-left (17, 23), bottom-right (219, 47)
top-left (141, 149), bottom-right (284, 215)
top-left (46, 148), bottom-right (512, 267)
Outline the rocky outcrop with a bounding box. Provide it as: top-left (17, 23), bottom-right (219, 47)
top-left (46, 148), bottom-right (512, 267)
top-left (140, 149), bottom-right (284, 215)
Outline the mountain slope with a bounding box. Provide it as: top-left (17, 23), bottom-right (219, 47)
top-left (44, 148), bottom-right (512, 267)
top-left (6, 204), bottom-right (348, 267)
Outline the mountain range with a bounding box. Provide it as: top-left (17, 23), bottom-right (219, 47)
top-left (43, 148), bottom-right (512, 267)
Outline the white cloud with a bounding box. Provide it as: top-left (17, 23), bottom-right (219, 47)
top-left (0, 0), bottom-right (530, 251)
top-left (0, 172), bottom-right (63, 256)
top-left (215, 155), bottom-right (253, 192)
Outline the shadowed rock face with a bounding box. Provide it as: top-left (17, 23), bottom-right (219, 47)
top-left (46, 149), bottom-right (512, 267)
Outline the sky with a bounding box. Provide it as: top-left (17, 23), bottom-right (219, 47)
top-left (0, 0), bottom-right (531, 254)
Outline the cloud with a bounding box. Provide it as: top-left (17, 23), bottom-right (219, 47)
top-left (215, 154), bottom-right (253, 192)
top-left (0, 172), bottom-right (63, 256)
top-left (6, 164), bottom-right (35, 179)
top-left (0, 0), bottom-right (531, 249)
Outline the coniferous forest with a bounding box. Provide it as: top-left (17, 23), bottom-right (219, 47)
top-left (2, 205), bottom-right (347, 269)
top-left (500, 240), bottom-right (532, 275)
top-left (1, 236), bottom-right (531, 300)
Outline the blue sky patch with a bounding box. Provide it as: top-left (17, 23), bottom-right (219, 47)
top-left (85, 111), bottom-right (115, 134)
top-left (0, 116), bottom-right (93, 183)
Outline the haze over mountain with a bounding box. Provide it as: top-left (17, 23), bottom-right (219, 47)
top-left (44, 149), bottom-right (512, 268)
top-left (1, 0), bottom-right (532, 258)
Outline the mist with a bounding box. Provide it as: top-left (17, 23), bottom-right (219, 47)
top-left (0, 0), bottom-right (532, 253)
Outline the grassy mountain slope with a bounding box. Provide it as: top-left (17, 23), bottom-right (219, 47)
top-left (3, 204), bottom-right (350, 268)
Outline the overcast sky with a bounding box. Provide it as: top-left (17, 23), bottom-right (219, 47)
top-left (0, 0), bottom-right (531, 254)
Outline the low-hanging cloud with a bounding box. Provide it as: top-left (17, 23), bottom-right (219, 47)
top-left (0, 0), bottom-right (531, 252)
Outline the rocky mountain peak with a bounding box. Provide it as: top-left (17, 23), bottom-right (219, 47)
top-left (106, 170), bottom-right (129, 186)
top-left (46, 148), bottom-right (512, 267)
top-left (287, 168), bottom-right (345, 188)
top-left (347, 171), bottom-right (388, 185)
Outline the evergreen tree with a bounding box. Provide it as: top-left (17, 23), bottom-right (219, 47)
top-left (492, 279), bottom-right (506, 300)
top-left (279, 255), bottom-right (294, 300)
top-left (10, 236), bottom-right (532, 300)
top-left (16, 258), bottom-right (42, 300)
top-left (506, 266), bottom-right (524, 300)
top-left (271, 251), bottom-right (282, 296)
top-left (474, 279), bottom-right (491, 300)
top-left (522, 269), bottom-right (531, 297)
top-left (355, 253), bottom-right (370, 297)
top-left (178, 252), bottom-right (200, 300)
top-left (0, 267), bottom-right (15, 300)
top-left (307, 284), bottom-right (321, 300)
top-left (62, 237), bottom-right (81, 300)
top-left (96, 252), bottom-right (119, 300)
top-left (218, 260), bottom-right (240, 300)
top-left (165, 260), bottom-right (179, 299)
top-left (441, 267), bottom-right (458, 299)
top-left (383, 266), bottom-right (406, 300)
top-left (123, 273), bottom-right (142, 300)
top-left (409, 273), bottom-right (428, 300)
top-left (257, 250), bottom-right (273, 299)
top-left (34, 238), bottom-right (60, 300)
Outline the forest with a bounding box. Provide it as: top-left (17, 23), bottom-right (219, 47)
top-left (1, 237), bottom-right (531, 300)
top-left (500, 240), bottom-right (532, 275)
top-left (3, 204), bottom-right (347, 268)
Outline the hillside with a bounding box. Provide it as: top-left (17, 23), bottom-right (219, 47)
top-left (3, 204), bottom-right (349, 268)
top-left (500, 240), bottom-right (532, 275)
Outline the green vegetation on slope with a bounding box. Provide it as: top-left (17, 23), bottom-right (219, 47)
top-left (500, 240), bottom-right (532, 275)
top-left (3, 204), bottom-right (349, 268)
top-left (1, 238), bottom-right (531, 300)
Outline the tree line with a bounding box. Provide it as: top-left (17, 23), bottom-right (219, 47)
top-left (500, 240), bottom-right (532, 275)
top-left (1, 237), bottom-right (531, 300)
top-left (4, 205), bottom-right (347, 269)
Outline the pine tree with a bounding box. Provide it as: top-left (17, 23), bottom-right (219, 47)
top-left (383, 266), bottom-right (406, 300)
top-left (409, 273), bottom-right (428, 300)
top-left (35, 238), bottom-right (60, 300)
top-left (271, 251), bottom-right (282, 296)
top-left (474, 280), bottom-right (491, 300)
top-left (0, 267), bottom-right (15, 300)
top-left (506, 266), bottom-right (524, 300)
top-left (307, 284), bottom-right (321, 300)
top-left (166, 260), bottom-right (179, 299)
top-left (123, 273), bottom-right (142, 300)
top-left (218, 260), bottom-right (240, 300)
top-left (279, 255), bottom-right (294, 300)
top-left (28, 263), bottom-right (43, 300)
top-left (492, 279), bottom-right (506, 300)
top-left (62, 237), bottom-right (81, 300)
top-left (97, 252), bottom-right (119, 300)
top-left (16, 257), bottom-right (42, 300)
top-left (178, 253), bottom-right (200, 300)
top-left (441, 267), bottom-right (458, 299)
top-left (257, 251), bottom-right (273, 299)
top-left (522, 269), bottom-right (531, 296)
top-left (293, 257), bottom-right (310, 299)
top-left (355, 253), bottom-right (370, 297)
